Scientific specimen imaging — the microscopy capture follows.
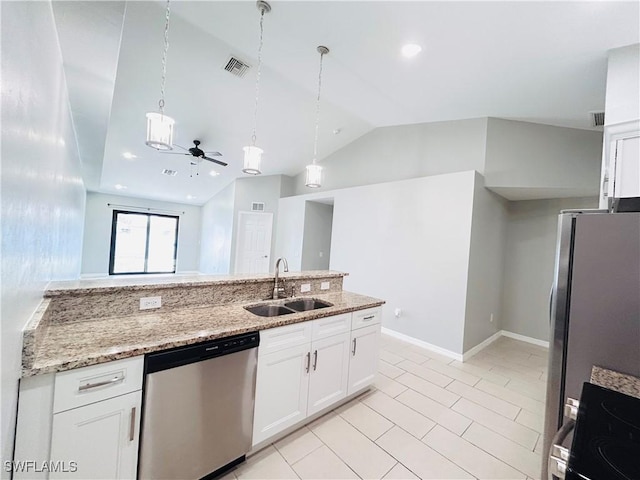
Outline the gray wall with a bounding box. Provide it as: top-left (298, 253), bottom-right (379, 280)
top-left (463, 173), bottom-right (508, 351)
top-left (1, 2), bottom-right (86, 471)
top-left (81, 192), bottom-right (202, 276)
top-left (301, 202), bottom-right (334, 270)
top-left (200, 181), bottom-right (235, 274)
top-left (484, 118), bottom-right (602, 200)
top-left (501, 196), bottom-right (598, 341)
top-left (290, 118), bottom-right (488, 195)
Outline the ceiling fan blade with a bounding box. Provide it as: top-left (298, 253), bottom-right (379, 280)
top-left (203, 151), bottom-right (222, 156)
top-left (161, 152), bottom-right (190, 155)
top-left (173, 144), bottom-right (189, 151)
top-left (203, 156), bottom-right (228, 167)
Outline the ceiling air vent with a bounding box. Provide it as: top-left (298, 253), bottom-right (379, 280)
top-left (251, 202), bottom-right (265, 212)
top-left (590, 111), bottom-right (605, 127)
top-left (162, 169), bottom-right (178, 177)
top-left (224, 56), bottom-right (251, 78)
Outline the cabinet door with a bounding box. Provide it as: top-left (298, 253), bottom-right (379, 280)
top-left (253, 343), bottom-right (310, 446)
top-left (613, 134), bottom-right (640, 199)
top-left (348, 324), bottom-right (381, 395)
top-left (50, 390), bottom-right (141, 480)
top-left (307, 332), bottom-right (351, 416)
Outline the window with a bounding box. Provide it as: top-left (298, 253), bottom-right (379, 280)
top-left (109, 210), bottom-right (179, 275)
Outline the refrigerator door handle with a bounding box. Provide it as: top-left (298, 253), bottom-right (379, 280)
top-left (549, 286), bottom-right (554, 325)
top-left (547, 419), bottom-right (575, 480)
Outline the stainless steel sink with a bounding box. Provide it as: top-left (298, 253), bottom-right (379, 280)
top-left (244, 298), bottom-right (334, 317)
top-left (244, 304), bottom-right (294, 317)
top-left (284, 298), bottom-right (333, 312)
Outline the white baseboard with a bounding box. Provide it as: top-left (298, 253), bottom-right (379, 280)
top-left (462, 331), bottom-right (502, 361)
top-left (500, 330), bottom-right (549, 348)
top-left (381, 327), bottom-right (548, 363)
top-left (381, 327), bottom-right (463, 362)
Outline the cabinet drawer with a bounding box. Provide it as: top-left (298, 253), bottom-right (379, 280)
top-left (259, 321), bottom-right (313, 356)
top-left (53, 356), bottom-right (144, 414)
top-left (351, 307), bottom-right (381, 330)
top-left (312, 313), bottom-right (351, 340)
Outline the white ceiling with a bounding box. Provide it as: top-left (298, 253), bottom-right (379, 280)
top-left (54, 1), bottom-right (640, 206)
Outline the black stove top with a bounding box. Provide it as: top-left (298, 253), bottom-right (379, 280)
top-left (567, 382), bottom-right (640, 480)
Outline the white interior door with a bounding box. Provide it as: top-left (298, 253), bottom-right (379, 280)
top-left (234, 212), bottom-right (273, 274)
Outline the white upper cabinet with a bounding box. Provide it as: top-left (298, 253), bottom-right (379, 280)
top-left (601, 122), bottom-right (640, 208)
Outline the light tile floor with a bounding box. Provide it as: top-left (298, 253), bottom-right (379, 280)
top-left (224, 334), bottom-right (548, 480)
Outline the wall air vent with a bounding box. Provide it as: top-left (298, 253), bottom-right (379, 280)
top-left (590, 111), bottom-right (605, 127)
top-left (162, 169), bottom-right (178, 177)
top-left (251, 202), bottom-right (265, 212)
top-left (224, 56), bottom-right (251, 78)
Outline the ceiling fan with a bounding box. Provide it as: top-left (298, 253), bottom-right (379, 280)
top-left (163, 140), bottom-right (228, 167)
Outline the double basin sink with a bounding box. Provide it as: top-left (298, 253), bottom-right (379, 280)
top-left (245, 298), bottom-right (333, 317)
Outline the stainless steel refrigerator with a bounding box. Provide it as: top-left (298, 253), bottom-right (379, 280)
top-left (542, 210), bottom-right (640, 479)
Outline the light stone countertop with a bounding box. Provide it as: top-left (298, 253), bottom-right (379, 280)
top-left (23, 290), bottom-right (384, 377)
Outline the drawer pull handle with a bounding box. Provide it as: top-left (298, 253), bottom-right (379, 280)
top-left (352, 338), bottom-right (357, 356)
top-left (363, 315), bottom-right (375, 321)
top-left (78, 375), bottom-right (124, 392)
top-left (129, 407), bottom-right (136, 442)
top-left (305, 352), bottom-right (311, 373)
top-left (313, 350), bottom-right (318, 371)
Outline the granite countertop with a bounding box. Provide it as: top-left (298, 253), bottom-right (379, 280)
top-left (23, 290), bottom-right (383, 377)
top-left (45, 270), bottom-right (348, 296)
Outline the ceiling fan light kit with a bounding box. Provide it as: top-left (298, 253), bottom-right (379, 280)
top-left (242, 0), bottom-right (271, 175)
top-left (306, 45), bottom-right (329, 189)
top-left (146, 0), bottom-right (175, 151)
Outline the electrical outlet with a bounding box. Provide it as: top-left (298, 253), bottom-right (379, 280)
top-left (140, 296), bottom-right (162, 310)
top-left (394, 308), bottom-right (402, 318)
top-left (300, 283), bottom-right (311, 293)
top-left (320, 281), bottom-right (330, 290)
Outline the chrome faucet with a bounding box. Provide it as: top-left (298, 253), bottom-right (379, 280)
top-left (273, 257), bottom-right (289, 299)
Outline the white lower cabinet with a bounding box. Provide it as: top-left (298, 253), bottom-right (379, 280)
top-left (252, 308), bottom-right (381, 446)
top-left (348, 324), bottom-right (380, 395)
top-left (307, 332), bottom-right (351, 416)
top-left (50, 391), bottom-right (141, 480)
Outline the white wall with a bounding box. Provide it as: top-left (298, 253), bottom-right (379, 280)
top-left (501, 196), bottom-right (598, 341)
top-left (290, 118), bottom-right (488, 195)
top-left (463, 173), bottom-right (508, 351)
top-left (81, 192), bottom-right (202, 275)
top-left (278, 171), bottom-right (476, 354)
top-left (605, 44), bottom-right (640, 126)
top-left (200, 181), bottom-right (235, 274)
top-left (484, 118), bottom-right (603, 200)
top-left (301, 202), bottom-right (333, 270)
top-left (1, 2), bottom-right (86, 472)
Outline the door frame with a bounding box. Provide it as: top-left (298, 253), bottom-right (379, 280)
top-left (233, 211), bottom-right (274, 274)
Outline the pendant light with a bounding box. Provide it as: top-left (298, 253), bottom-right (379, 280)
top-left (146, 0), bottom-right (175, 150)
top-left (306, 46), bottom-right (329, 188)
top-left (243, 1), bottom-right (271, 175)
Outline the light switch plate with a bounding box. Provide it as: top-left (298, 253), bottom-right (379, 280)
top-left (140, 296), bottom-right (162, 310)
top-left (301, 283), bottom-right (311, 293)
top-left (321, 281), bottom-right (330, 290)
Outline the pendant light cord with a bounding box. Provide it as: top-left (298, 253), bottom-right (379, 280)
top-left (251, 7), bottom-right (266, 146)
top-left (159, 0), bottom-right (171, 114)
top-left (312, 50), bottom-right (326, 163)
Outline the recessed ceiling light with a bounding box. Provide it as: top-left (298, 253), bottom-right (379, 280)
top-left (401, 43), bottom-right (422, 58)
top-left (186, 195), bottom-right (197, 200)
top-left (115, 184), bottom-right (127, 190)
top-left (209, 170), bottom-right (220, 177)
top-left (123, 152), bottom-right (137, 159)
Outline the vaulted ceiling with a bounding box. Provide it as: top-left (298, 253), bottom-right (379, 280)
top-left (53, 1), bottom-right (640, 205)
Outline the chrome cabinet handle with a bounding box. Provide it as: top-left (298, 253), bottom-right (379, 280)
top-left (312, 350), bottom-right (318, 371)
top-left (78, 375), bottom-right (124, 392)
top-left (363, 315), bottom-right (375, 321)
top-left (129, 407), bottom-right (136, 442)
top-left (305, 352), bottom-right (311, 373)
top-left (352, 338), bottom-right (357, 356)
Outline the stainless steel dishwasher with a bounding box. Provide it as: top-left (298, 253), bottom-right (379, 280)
top-left (138, 331), bottom-right (259, 480)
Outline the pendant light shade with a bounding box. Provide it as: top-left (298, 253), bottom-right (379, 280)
top-left (305, 164), bottom-right (323, 188)
top-left (146, 0), bottom-right (175, 150)
top-left (243, 1), bottom-right (271, 175)
top-left (306, 45), bottom-right (329, 188)
top-left (145, 112), bottom-right (175, 150)
top-left (242, 145), bottom-right (263, 175)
